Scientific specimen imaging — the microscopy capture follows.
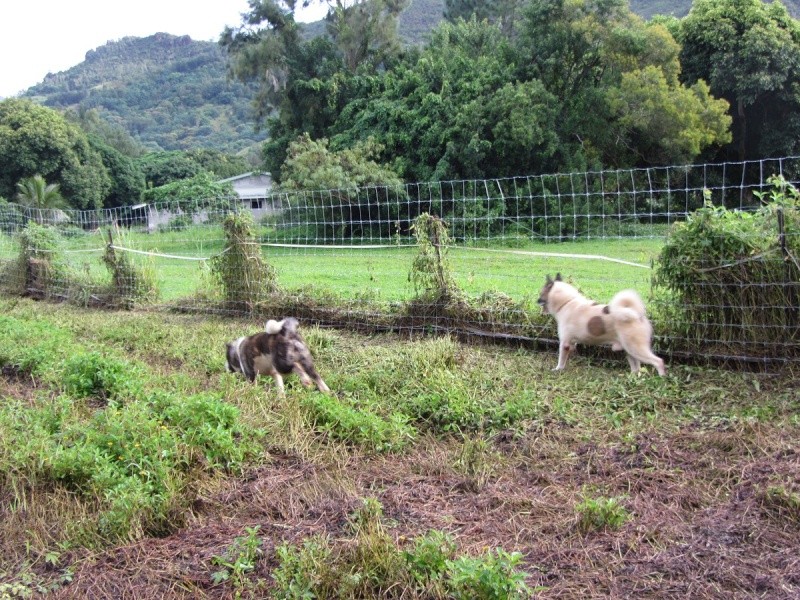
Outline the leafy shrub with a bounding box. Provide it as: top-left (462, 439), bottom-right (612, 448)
top-left (1, 383), bottom-right (258, 542)
top-left (271, 499), bottom-right (532, 599)
top-left (447, 549), bottom-right (531, 600)
top-left (157, 391), bottom-right (258, 469)
top-left (272, 536), bottom-right (332, 599)
top-left (210, 526), bottom-right (263, 593)
top-left (61, 351), bottom-right (142, 402)
top-left (403, 529), bottom-right (456, 591)
top-left (654, 177), bottom-right (800, 358)
top-left (140, 171), bottom-right (235, 212)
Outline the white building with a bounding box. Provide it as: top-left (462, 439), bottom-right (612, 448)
top-left (218, 172), bottom-right (279, 220)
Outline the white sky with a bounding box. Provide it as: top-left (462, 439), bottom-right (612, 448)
top-left (0, 0), bottom-right (330, 98)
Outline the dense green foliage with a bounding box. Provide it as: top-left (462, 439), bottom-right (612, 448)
top-left (228, 1), bottom-right (732, 184)
top-left (676, 0), bottom-right (800, 162)
top-left (0, 99), bottom-right (111, 209)
top-left (140, 171), bottom-right (236, 207)
top-left (0, 314), bottom-right (259, 543)
top-left (278, 133), bottom-right (407, 237)
top-left (88, 136), bottom-right (147, 208)
top-left (333, 18), bottom-right (562, 180)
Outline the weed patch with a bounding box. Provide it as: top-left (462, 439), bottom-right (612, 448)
top-left (271, 499), bottom-right (532, 599)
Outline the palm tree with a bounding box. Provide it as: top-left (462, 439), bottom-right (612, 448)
top-left (16, 175), bottom-right (69, 223)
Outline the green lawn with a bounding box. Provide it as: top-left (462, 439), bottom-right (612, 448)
top-left (1, 225), bottom-right (665, 303)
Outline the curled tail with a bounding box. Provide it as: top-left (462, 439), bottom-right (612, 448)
top-left (609, 289), bottom-right (647, 322)
top-left (266, 317), bottom-right (300, 336)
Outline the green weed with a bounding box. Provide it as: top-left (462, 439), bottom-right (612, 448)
top-left (447, 549), bottom-right (531, 600)
top-left (271, 500), bottom-right (532, 599)
top-left (576, 495), bottom-right (630, 532)
top-left (211, 526), bottom-right (264, 596)
top-left (301, 393), bottom-right (416, 453)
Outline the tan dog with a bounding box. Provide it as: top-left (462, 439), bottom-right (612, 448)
top-left (226, 317), bottom-right (331, 396)
top-left (537, 274), bottom-right (666, 375)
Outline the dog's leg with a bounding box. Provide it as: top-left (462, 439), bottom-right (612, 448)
top-left (272, 372), bottom-right (286, 397)
top-left (624, 346), bottom-right (666, 376)
top-left (313, 376), bottom-right (331, 394)
top-left (291, 364), bottom-right (330, 394)
top-left (644, 353), bottom-right (666, 376)
top-left (555, 342), bottom-right (572, 370)
top-left (292, 364), bottom-right (314, 388)
top-left (626, 354), bottom-right (641, 373)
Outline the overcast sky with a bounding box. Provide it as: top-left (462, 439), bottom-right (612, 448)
top-left (0, 0), bottom-right (329, 98)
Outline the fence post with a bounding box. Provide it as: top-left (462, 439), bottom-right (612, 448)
top-left (777, 208), bottom-right (798, 327)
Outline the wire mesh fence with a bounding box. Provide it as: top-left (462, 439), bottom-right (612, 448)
top-left (1, 156), bottom-right (799, 370)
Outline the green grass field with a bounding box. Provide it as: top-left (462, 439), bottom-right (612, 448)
top-left (1, 225), bottom-right (664, 303)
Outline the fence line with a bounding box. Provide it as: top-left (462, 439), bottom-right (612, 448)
top-left (1, 155), bottom-right (799, 370)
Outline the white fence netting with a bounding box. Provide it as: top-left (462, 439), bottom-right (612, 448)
top-left (1, 156), bottom-right (799, 370)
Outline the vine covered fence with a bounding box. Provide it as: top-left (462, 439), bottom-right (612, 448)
top-left (1, 156), bottom-right (799, 370)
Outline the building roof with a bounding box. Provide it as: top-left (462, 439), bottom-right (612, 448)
top-left (217, 172), bottom-right (273, 199)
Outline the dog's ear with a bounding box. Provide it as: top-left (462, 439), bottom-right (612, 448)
top-left (555, 273), bottom-right (562, 281)
top-left (283, 317), bottom-right (300, 334)
top-left (546, 274), bottom-right (553, 284)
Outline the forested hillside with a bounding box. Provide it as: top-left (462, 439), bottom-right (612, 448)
top-left (16, 0), bottom-right (800, 158)
top-left (23, 33), bottom-right (266, 154)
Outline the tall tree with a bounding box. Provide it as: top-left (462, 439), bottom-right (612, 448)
top-left (0, 99), bottom-right (112, 209)
top-left (221, 0), bottom-right (407, 179)
top-left (516, 0), bottom-right (731, 168)
top-left (677, 0), bottom-right (800, 161)
top-left (444, 0), bottom-right (523, 37)
top-left (326, 0), bottom-right (410, 72)
top-left (89, 137), bottom-right (147, 208)
top-left (332, 18), bottom-right (560, 181)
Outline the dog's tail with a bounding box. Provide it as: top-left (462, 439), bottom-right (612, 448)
top-left (265, 319), bottom-right (284, 335)
top-left (609, 289), bottom-right (646, 322)
top-left (265, 317), bottom-right (300, 335)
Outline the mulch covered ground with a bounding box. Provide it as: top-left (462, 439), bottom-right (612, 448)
top-left (43, 421), bottom-right (800, 599)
